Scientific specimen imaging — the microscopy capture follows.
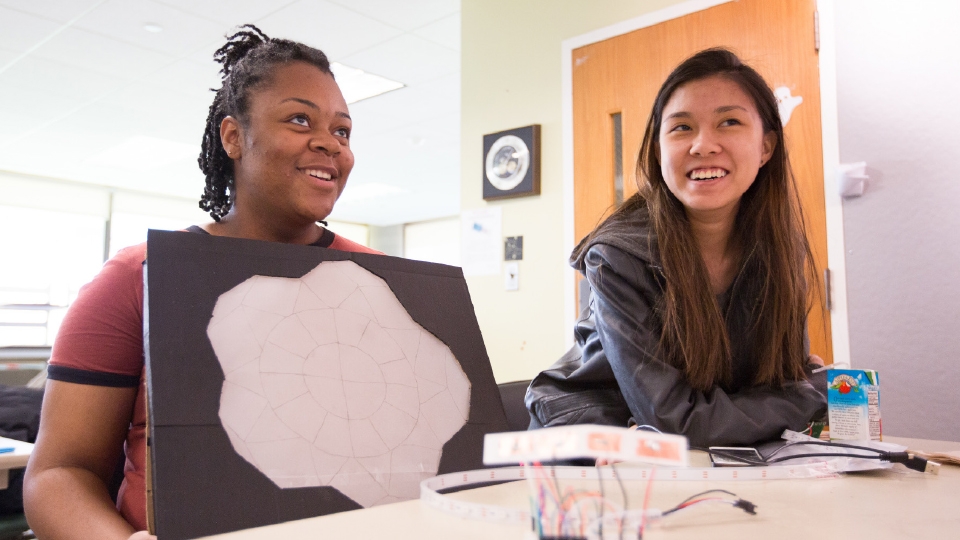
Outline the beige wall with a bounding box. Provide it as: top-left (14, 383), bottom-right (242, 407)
top-left (461, 0), bottom-right (685, 383)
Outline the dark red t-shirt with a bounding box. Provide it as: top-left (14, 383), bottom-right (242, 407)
top-left (47, 230), bottom-right (381, 531)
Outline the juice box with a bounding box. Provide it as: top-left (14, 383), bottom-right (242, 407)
top-left (826, 369), bottom-right (881, 441)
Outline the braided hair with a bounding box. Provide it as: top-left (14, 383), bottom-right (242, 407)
top-left (198, 25), bottom-right (333, 220)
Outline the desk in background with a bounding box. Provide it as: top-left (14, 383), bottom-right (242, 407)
top-left (0, 436), bottom-right (32, 490)
top-left (199, 437), bottom-right (960, 540)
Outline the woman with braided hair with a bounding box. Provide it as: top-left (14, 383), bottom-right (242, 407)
top-left (24, 26), bottom-right (378, 539)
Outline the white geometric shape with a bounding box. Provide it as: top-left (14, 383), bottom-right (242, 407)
top-left (301, 263), bottom-right (357, 307)
top-left (339, 345), bottom-right (384, 383)
top-left (417, 379), bottom-right (445, 404)
top-left (380, 359), bottom-right (418, 388)
top-left (340, 288), bottom-right (376, 319)
top-left (349, 418), bottom-right (389, 457)
top-left (259, 342), bottom-right (306, 374)
top-left (266, 315), bottom-right (317, 358)
top-left (421, 390), bottom-right (467, 442)
top-left (361, 286), bottom-right (419, 330)
top-left (246, 407), bottom-right (299, 443)
top-left (246, 438), bottom-right (319, 488)
top-left (223, 425), bottom-right (258, 467)
top-left (385, 383), bottom-right (420, 418)
top-left (276, 393), bottom-right (328, 441)
top-left (297, 309), bottom-right (338, 345)
top-left (303, 343), bottom-right (341, 378)
top-left (314, 414), bottom-right (353, 457)
top-left (358, 322), bottom-right (405, 364)
top-left (224, 359), bottom-right (264, 395)
top-left (310, 448), bottom-right (349, 484)
top-left (260, 373), bottom-right (307, 409)
top-left (305, 376), bottom-right (349, 418)
top-left (415, 331), bottom-right (448, 385)
top-left (211, 278), bottom-right (253, 319)
top-left (344, 381), bottom-right (386, 419)
top-left (209, 260), bottom-right (470, 508)
top-left (293, 284), bottom-right (328, 312)
top-left (402, 417), bottom-right (442, 449)
top-left (370, 402), bottom-right (417, 448)
top-left (219, 382), bottom-right (268, 440)
top-left (330, 459), bottom-right (387, 508)
top-left (386, 328), bottom-right (421, 362)
top-left (334, 309), bottom-right (369, 346)
top-left (239, 307), bottom-right (285, 348)
top-left (241, 275), bottom-right (300, 316)
top-left (207, 308), bottom-right (263, 374)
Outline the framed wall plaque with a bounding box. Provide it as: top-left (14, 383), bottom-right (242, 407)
top-left (482, 124), bottom-right (541, 200)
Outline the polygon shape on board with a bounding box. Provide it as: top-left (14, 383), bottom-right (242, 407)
top-left (208, 260), bottom-right (470, 508)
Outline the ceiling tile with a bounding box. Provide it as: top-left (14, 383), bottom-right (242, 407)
top-left (139, 58), bottom-right (222, 99)
top-left (0, 0), bottom-right (101, 24)
top-left (0, 83), bottom-right (92, 136)
top-left (0, 6), bottom-right (62, 53)
top-left (73, 0), bottom-right (226, 57)
top-left (0, 55), bottom-right (126, 101)
top-left (341, 33), bottom-right (458, 87)
top-left (31, 27), bottom-right (176, 79)
top-left (153, 0), bottom-right (298, 28)
top-left (411, 12), bottom-right (459, 51)
top-left (327, 0), bottom-right (458, 32)
top-left (255, 0), bottom-right (402, 60)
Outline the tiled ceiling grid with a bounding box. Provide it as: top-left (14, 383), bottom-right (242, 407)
top-left (0, 0), bottom-right (461, 226)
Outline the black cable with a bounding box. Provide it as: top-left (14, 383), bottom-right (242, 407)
top-left (610, 463), bottom-right (628, 540)
top-left (691, 446), bottom-right (767, 466)
top-left (762, 440), bottom-right (886, 461)
top-left (766, 452), bottom-right (882, 463)
top-left (661, 489), bottom-right (757, 517)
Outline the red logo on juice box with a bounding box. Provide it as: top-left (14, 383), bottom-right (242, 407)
top-left (829, 374), bottom-right (860, 395)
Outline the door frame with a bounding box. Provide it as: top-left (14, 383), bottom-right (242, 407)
top-left (559, 0), bottom-right (851, 365)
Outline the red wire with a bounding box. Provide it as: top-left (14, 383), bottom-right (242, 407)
top-left (638, 468), bottom-right (656, 537)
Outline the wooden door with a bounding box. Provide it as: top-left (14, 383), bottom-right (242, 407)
top-left (572, 0), bottom-right (833, 362)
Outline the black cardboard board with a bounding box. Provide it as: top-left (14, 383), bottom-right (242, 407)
top-left (144, 230), bottom-right (509, 540)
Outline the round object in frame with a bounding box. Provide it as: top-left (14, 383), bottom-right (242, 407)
top-left (484, 135), bottom-right (530, 191)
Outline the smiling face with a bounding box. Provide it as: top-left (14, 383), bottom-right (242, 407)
top-left (657, 75), bottom-right (776, 221)
top-left (221, 61), bottom-right (353, 229)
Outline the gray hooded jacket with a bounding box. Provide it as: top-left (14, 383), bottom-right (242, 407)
top-left (524, 200), bottom-right (826, 447)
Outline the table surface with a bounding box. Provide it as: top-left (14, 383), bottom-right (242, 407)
top-left (199, 436), bottom-right (960, 540)
top-left (0, 435), bottom-right (33, 490)
top-left (0, 436), bottom-right (32, 470)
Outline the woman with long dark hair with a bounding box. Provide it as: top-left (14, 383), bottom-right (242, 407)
top-left (526, 48), bottom-right (826, 447)
top-left (24, 26), bottom-right (379, 540)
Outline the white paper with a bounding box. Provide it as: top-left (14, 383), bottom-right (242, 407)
top-left (208, 261), bottom-right (471, 507)
top-left (460, 207), bottom-right (502, 276)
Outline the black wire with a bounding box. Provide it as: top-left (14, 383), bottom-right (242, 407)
top-left (691, 446), bottom-right (767, 466)
top-left (610, 463), bottom-right (628, 540)
top-left (762, 440), bottom-right (886, 461)
top-left (662, 489), bottom-right (740, 516)
top-left (767, 452), bottom-right (883, 464)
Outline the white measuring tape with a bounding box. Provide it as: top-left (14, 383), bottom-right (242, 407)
top-left (420, 463), bottom-right (838, 524)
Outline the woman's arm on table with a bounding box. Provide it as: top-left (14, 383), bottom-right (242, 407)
top-left (24, 380), bottom-right (148, 540)
top-left (585, 244), bottom-right (825, 447)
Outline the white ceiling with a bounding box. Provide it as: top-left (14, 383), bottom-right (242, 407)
top-left (0, 0), bottom-right (461, 226)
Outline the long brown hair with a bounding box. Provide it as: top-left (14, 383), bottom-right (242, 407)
top-left (582, 48), bottom-right (819, 391)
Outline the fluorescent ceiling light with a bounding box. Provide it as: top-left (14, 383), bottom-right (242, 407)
top-left (337, 182), bottom-right (407, 203)
top-left (330, 62), bottom-right (404, 104)
top-left (85, 136), bottom-right (199, 170)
